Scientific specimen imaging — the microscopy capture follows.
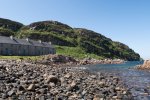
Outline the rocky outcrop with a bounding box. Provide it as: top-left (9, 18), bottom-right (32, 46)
top-left (39, 54), bottom-right (77, 65)
top-left (136, 60), bottom-right (150, 69)
top-left (38, 54), bottom-right (124, 66)
top-left (79, 58), bottom-right (124, 65)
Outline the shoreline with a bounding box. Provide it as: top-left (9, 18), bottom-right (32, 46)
top-left (0, 59), bottom-right (133, 100)
top-left (36, 54), bottom-right (125, 66)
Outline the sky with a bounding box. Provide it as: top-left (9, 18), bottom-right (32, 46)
top-left (0, 0), bottom-right (150, 59)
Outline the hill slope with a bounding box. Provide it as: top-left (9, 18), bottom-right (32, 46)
top-left (0, 19), bottom-right (140, 60)
top-left (0, 18), bottom-right (24, 36)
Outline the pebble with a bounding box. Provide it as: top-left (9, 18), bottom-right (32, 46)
top-left (27, 84), bottom-right (35, 91)
top-left (64, 73), bottom-right (72, 78)
top-left (7, 90), bottom-right (15, 96)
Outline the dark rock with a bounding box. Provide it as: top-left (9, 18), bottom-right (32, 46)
top-left (46, 75), bottom-right (59, 84)
top-left (18, 85), bottom-right (25, 91)
top-left (38, 88), bottom-right (47, 94)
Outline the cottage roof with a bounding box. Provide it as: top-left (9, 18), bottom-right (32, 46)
top-left (0, 36), bottom-right (19, 44)
top-left (42, 42), bottom-right (53, 48)
top-left (16, 38), bottom-right (32, 45)
top-left (29, 40), bottom-right (44, 47)
top-left (0, 36), bottom-right (53, 48)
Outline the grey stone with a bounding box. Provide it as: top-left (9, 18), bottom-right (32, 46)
top-left (7, 90), bottom-right (15, 96)
top-left (2, 93), bottom-right (7, 99)
top-left (39, 96), bottom-right (45, 100)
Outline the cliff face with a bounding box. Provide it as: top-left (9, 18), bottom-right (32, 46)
top-left (0, 18), bottom-right (141, 61)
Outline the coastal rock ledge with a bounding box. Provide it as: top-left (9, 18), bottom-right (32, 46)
top-left (136, 60), bottom-right (150, 69)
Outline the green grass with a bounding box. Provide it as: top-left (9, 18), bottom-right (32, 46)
top-left (0, 56), bottom-right (42, 61)
top-left (0, 46), bottom-right (104, 60)
top-left (55, 45), bottom-right (104, 60)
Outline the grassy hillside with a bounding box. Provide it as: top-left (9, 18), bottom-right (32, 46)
top-left (0, 18), bottom-right (23, 36)
top-left (0, 18), bottom-right (140, 61)
top-left (55, 45), bottom-right (104, 60)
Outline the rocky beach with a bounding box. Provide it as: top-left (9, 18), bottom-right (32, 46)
top-left (0, 1), bottom-right (149, 99)
top-left (0, 55), bottom-right (132, 100)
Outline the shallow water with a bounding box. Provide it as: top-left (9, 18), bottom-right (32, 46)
top-left (83, 61), bottom-right (150, 100)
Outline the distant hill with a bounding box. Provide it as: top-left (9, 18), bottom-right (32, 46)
top-left (0, 18), bottom-right (140, 61)
top-left (0, 18), bottom-right (24, 36)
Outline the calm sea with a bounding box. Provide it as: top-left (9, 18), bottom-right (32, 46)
top-left (82, 61), bottom-right (150, 99)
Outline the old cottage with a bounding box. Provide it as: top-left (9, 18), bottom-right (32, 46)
top-left (0, 36), bottom-right (55, 56)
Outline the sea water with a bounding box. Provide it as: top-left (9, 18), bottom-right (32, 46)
top-left (83, 61), bottom-right (150, 100)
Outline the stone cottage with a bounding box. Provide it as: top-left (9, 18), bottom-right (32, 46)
top-left (0, 36), bottom-right (55, 56)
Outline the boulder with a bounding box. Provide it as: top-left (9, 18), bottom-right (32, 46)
top-left (137, 60), bottom-right (150, 69)
top-left (40, 54), bottom-right (77, 64)
top-left (46, 75), bottom-right (59, 84)
top-left (142, 60), bottom-right (150, 68)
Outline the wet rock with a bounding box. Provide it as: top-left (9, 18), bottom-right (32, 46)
top-left (137, 60), bottom-right (150, 69)
top-left (139, 92), bottom-right (149, 96)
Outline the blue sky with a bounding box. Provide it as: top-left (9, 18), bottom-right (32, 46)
top-left (0, 0), bottom-right (150, 59)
